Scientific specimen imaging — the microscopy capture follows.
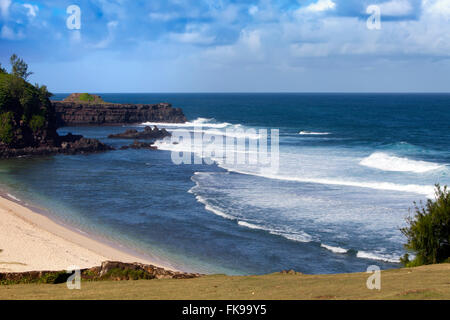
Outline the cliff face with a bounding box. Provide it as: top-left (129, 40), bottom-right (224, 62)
top-left (53, 101), bottom-right (187, 127)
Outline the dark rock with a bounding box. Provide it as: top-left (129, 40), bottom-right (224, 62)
top-left (59, 137), bottom-right (114, 154)
top-left (0, 134), bottom-right (114, 159)
top-left (53, 101), bottom-right (187, 126)
top-left (109, 126), bottom-right (170, 140)
top-left (120, 140), bottom-right (157, 150)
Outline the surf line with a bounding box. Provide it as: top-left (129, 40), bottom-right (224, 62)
top-left (166, 126), bottom-right (280, 173)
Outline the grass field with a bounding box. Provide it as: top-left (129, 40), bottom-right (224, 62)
top-left (0, 263), bottom-right (449, 300)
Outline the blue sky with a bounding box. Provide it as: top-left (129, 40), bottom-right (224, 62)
top-left (0, 0), bottom-right (449, 92)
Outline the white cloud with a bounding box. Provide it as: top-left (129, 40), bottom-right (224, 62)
top-left (1, 25), bottom-right (23, 39)
top-left (304, 0), bottom-right (336, 12)
top-left (378, 0), bottom-right (413, 16)
top-left (240, 29), bottom-right (261, 51)
top-left (0, 0), bottom-right (11, 18)
top-left (249, 5), bottom-right (259, 16)
top-left (169, 24), bottom-right (215, 45)
top-left (23, 3), bottom-right (39, 18)
top-left (423, 0), bottom-right (450, 15)
top-left (93, 21), bottom-right (118, 49)
top-left (1, 25), bottom-right (13, 38)
top-left (70, 30), bottom-right (81, 44)
top-left (198, 0), bottom-right (450, 76)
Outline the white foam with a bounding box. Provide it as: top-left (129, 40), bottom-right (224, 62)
top-left (270, 231), bottom-right (312, 243)
top-left (169, 128), bottom-right (261, 140)
top-left (6, 193), bottom-right (21, 202)
top-left (142, 117), bottom-right (231, 129)
top-left (195, 194), bottom-right (313, 242)
top-left (219, 165), bottom-right (435, 198)
top-left (195, 195), bottom-right (235, 220)
top-left (321, 244), bottom-right (348, 254)
top-left (238, 219), bottom-right (313, 243)
top-left (356, 250), bottom-right (400, 263)
top-left (299, 131), bottom-right (330, 135)
top-left (238, 221), bottom-right (266, 230)
top-left (360, 152), bottom-right (444, 173)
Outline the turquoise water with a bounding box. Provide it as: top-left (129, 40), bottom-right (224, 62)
top-left (0, 93), bottom-right (449, 275)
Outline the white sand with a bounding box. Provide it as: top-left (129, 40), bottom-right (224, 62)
top-left (0, 195), bottom-right (171, 273)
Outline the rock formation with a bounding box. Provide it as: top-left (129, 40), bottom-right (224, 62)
top-left (53, 96), bottom-right (187, 126)
top-left (108, 126), bottom-right (170, 140)
top-left (0, 137), bottom-right (113, 158)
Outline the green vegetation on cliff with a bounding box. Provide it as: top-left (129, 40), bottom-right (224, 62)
top-left (0, 55), bottom-right (56, 148)
top-left (63, 93), bottom-right (105, 104)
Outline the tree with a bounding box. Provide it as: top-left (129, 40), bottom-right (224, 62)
top-left (0, 63), bottom-right (6, 74)
top-left (401, 185), bottom-right (450, 266)
top-left (10, 54), bottom-right (33, 80)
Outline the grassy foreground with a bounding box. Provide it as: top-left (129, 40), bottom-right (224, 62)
top-left (0, 264), bottom-right (449, 300)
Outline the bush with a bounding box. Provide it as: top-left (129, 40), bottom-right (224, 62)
top-left (401, 185), bottom-right (450, 266)
top-left (29, 114), bottom-right (45, 132)
top-left (102, 268), bottom-right (154, 280)
top-left (39, 272), bottom-right (71, 284)
top-left (0, 56), bottom-right (54, 146)
top-left (0, 111), bottom-right (14, 145)
top-left (79, 93), bottom-right (95, 102)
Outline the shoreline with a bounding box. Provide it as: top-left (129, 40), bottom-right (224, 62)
top-left (0, 193), bottom-right (179, 273)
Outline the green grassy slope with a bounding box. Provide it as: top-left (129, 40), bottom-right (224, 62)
top-left (1, 263), bottom-right (449, 300)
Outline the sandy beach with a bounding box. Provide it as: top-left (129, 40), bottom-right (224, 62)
top-left (0, 195), bottom-right (171, 273)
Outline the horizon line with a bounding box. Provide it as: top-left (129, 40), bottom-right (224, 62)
top-left (50, 91), bottom-right (450, 95)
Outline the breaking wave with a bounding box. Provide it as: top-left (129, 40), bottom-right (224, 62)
top-left (360, 152), bottom-right (444, 173)
top-left (321, 244), bottom-right (348, 254)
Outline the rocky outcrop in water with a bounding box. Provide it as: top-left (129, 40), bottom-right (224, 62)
top-left (108, 126), bottom-right (170, 140)
top-left (0, 133), bottom-right (114, 159)
top-left (119, 140), bottom-right (157, 150)
top-left (0, 261), bottom-right (202, 284)
top-left (53, 99), bottom-right (187, 127)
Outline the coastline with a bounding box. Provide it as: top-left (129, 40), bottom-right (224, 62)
top-left (0, 193), bottom-right (178, 273)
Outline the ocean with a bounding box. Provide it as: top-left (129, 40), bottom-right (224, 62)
top-left (0, 93), bottom-right (449, 275)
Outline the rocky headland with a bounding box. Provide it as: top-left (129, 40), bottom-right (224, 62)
top-left (0, 71), bottom-right (116, 158)
top-left (53, 93), bottom-right (187, 126)
top-left (0, 67), bottom-right (184, 158)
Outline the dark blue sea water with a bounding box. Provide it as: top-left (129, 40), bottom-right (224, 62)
top-left (0, 93), bottom-right (449, 275)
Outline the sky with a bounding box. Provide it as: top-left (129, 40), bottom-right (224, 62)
top-left (0, 0), bottom-right (449, 93)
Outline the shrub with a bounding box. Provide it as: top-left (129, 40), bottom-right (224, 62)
top-left (79, 93), bottom-right (95, 102)
top-left (29, 114), bottom-right (45, 132)
top-left (102, 268), bottom-right (154, 280)
top-left (401, 185), bottom-right (450, 266)
top-left (39, 272), bottom-right (70, 284)
top-left (0, 111), bottom-right (14, 145)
